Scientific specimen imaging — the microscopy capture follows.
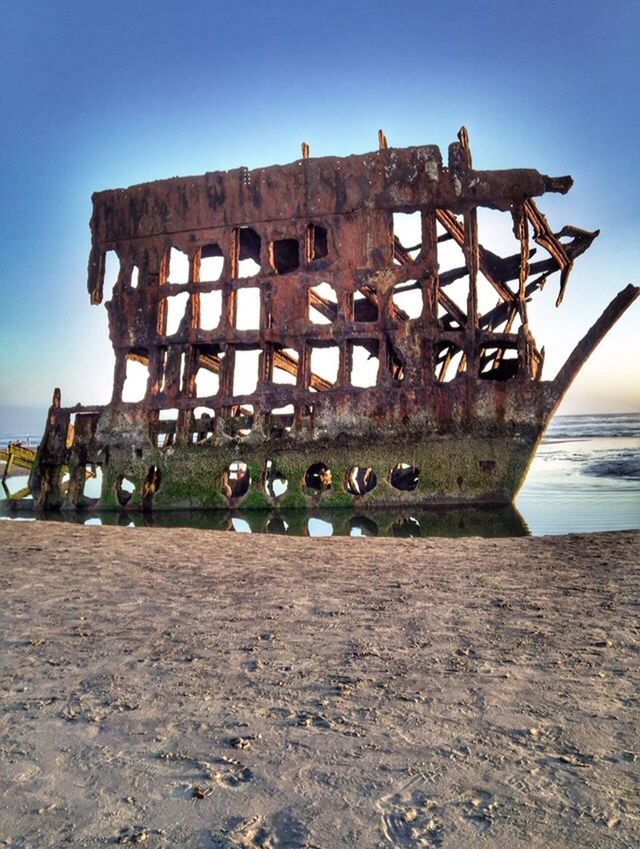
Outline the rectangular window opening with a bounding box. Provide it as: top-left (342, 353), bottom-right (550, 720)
top-left (122, 356), bottom-right (149, 403)
top-left (167, 247), bottom-right (190, 284)
top-left (199, 290), bottom-right (222, 331)
top-left (157, 408), bottom-right (179, 448)
top-left (235, 287), bottom-right (261, 330)
top-left (82, 464), bottom-right (103, 500)
top-left (195, 365), bottom-right (220, 398)
top-left (393, 211), bottom-right (422, 262)
top-left (353, 287), bottom-right (379, 322)
top-left (193, 345), bottom-right (223, 397)
top-left (435, 342), bottom-right (466, 383)
top-left (479, 345), bottom-right (519, 381)
top-left (272, 238), bottom-right (300, 274)
top-left (227, 403), bottom-right (254, 438)
top-left (308, 282), bottom-right (338, 324)
top-left (392, 281), bottom-right (423, 320)
top-left (199, 243), bottom-right (224, 282)
top-left (237, 227), bottom-right (261, 277)
top-left (307, 224), bottom-right (328, 262)
top-left (270, 404), bottom-right (294, 437)
top-left (163, 291), bottom-right (190, 336)
top-left (350, 342), bottom-right (379, 388)
top-left (437, 215), bottom-right (467, 276)
top-left (309, 344), bottom-right (340, 391)
top-left (104, 250), bottom-right (120, 297)
top-left (273, 347), bottom-right (298, 385)
top-left (192, 407), bottom-right (215, 443)
top-left (233, 349), bottom-right (261, 396)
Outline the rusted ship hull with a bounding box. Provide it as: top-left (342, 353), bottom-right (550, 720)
top-left (27, 130), bottom-right (638, 512)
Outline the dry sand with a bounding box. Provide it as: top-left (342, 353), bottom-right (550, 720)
top-left (0, 522), bottom-right (638, 848)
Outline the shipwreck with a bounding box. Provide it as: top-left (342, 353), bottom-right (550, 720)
top-left (28, 129), bottom-right (638, 512)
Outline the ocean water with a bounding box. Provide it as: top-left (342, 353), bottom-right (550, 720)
top-left (1, 413), bottom-right (638, 537)
top-left (516, 413), bottom-right (639, 535)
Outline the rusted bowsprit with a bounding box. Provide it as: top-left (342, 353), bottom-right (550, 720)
top-left (28, 129), bottom-right (638, 511)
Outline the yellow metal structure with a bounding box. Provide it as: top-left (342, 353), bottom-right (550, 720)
top-left (1, 444), bottom-right (37, 500)
top-left (1, 443), bottom-right (95, 501)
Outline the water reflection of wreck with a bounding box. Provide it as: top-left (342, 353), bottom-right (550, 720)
top-left (37, 506), bottom-right (531, 538)
top-left (30, 129), bottom-right (638, 512)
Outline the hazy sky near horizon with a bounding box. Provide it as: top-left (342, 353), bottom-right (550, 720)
top-left (1, 0), bottom-right (638, 435)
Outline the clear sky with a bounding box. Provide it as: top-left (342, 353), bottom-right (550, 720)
top-left (1, 0), bottom-right (638, 436)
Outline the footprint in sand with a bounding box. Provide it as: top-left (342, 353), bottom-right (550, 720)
top-left (157, 751), bottom-right (253, 791)
top-left (463, 789), bottom-right (497, 831)
top-left (207, 755), bottom-right (254, 788)
top-left (378, 790), bottom-right (445, 847)
top-left (214, 812), bottom-right (309, 848)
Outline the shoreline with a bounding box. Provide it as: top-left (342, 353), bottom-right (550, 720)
top-left (1, 524), bottom-right (638, 847)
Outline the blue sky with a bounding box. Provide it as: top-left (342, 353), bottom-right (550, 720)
top-left (1, 0), bottom-right (639, 435)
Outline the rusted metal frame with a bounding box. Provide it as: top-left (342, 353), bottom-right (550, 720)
top-left (420, 212), bottom-right (438, 323)
top-left (532, 346), bottom-right (545, 380)
top-left (126, 350), bottom-right (150, 368)
top-left (434, 188), bottom-right (551, 378)
top-left (393, 264), bottom-right (468, 297)
top-left (304, 222), bottom-right (313, 261)
top-left (310, 279), bottom-right (384, 325)
top-left (112, 353), bottom-right (128, 403)
top-left (274, 348), bottom-right (332, 392)
top-left (393, 236), bottom-right (418, 266)
top-left (463, 205), bottom-right (479, 334)
top-left (90, 148), bottom-right (574, 252)
top-left (484, 304), bottom-right (519, 373)
top-left (478, 225), bottom-right (596, 292)
top-left (436, 343), bottom-right (457, 381)
top-left (481, 292), bottom-right (519, 370)
top-left (513, 204), bottom-right (529, 324)
top-left (182, 347), bottom-right (198, 414)
top-left (185, 255), bottom-right (197, 335)
top-left (88, 245), bottom-right (105, 305)
top-left (454, 127), bottom-right (480, 352)
top-left (435, 208), bottom-right (516, 306)
top-left (383, 251), bottom-right (429, 323)
top-left (382, 332), bottom-right (404, 381)
top-left (439, 129), bottom-right (476, 384)
top-left (354, 283), bottom-right (380, 322)
top-left (295, 344), bottom-right (312, 416)
top-left (196, 341), bottom-right (332, 394)
top-left (339, 340), bottom-right (353, 388)
top-left (435, 327), bottom-right (466, 375)
top-left (371, 334), bottom-right (391, 384)
top-left (524, 200), bottom-right (573, 307)
top-left (437, 289), bottom-right (467, 329)
top-left (219, 344), bottom-right (235, 414)
top-left (308, 289), bottom-right (338, 322)
top-left (479, 277), bottom-right (546, 331)
top-left (477, 327), bottom-right (519, 369)
top-left (222, 229), bottom-right (240, 331)
top-left (429, 224), bottom-right (592, 301)
top-left (71, 138), bottom-right (621, 509)
top-left (191, 250), bottom-right (205, 329)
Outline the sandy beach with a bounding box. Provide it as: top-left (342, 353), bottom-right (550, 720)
top-left (0, 523), bottom-right (638, 848)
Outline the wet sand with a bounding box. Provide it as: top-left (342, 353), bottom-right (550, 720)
top-left (0, 523), bottom-right (638, 848)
